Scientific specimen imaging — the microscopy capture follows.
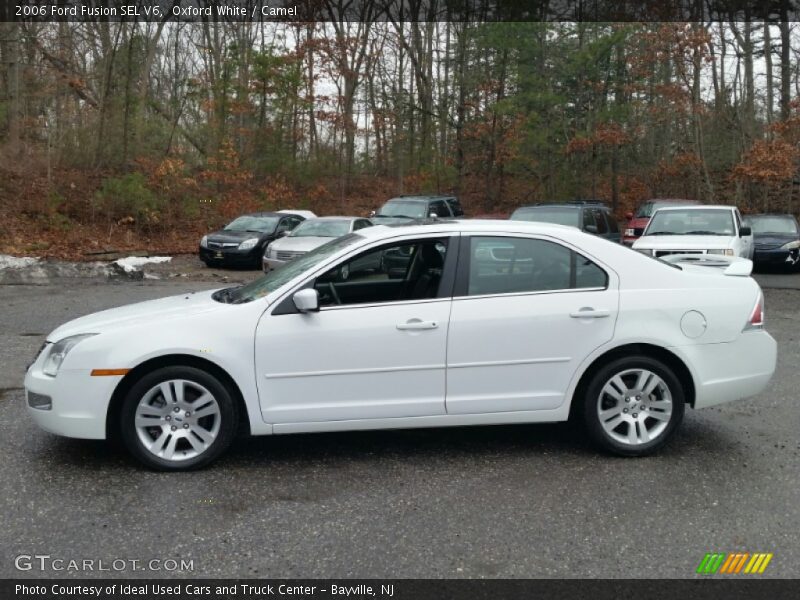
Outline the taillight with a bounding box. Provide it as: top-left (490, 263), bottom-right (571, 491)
top-left (744, 293), bottom-right (764, 330)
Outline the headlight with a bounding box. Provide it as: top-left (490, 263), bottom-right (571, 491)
top-left (200, 235), bottom-right (208, 248)
top-left (780, 240), bottom-right (800, 250)
top-left (707, 249), bottom-right (734, 256)
top-left (624, 228), bottom-right (635, 236)
top-left (238, 238), bottom-right (259, 250)
top-left (42, 334), bottom-right (98, 377)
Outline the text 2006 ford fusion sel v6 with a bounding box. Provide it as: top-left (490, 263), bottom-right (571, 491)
top-left (24, 220), bottom-right (777, 470)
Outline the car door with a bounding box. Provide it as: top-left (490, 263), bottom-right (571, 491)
top-left (430, 199), bottom-right (451, 218)
top-left (582, 209), bottom-right (598, 235)
top-left (445, 234), bottom-right (618, 414)
top-left (255, 234), bottom-right (459, 424)
top-left (734, 210), bottom-right (753, 258)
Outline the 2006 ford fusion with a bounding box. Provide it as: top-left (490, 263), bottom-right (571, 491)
top-left (25, 220), bottom-right (777, 470)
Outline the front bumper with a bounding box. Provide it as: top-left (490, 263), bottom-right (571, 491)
top-left (199, 246), bottom-right (261, 266)
top-left (622, 236), bottom-right (638, 246)
top-left (24, 364), bottom-right (120, 439)
top-left (672, 330), bottom-right (777, 409)
top-left (262, 256), bottom-right (287, 272)
top-left (753, 248), bottom-right (799, 267)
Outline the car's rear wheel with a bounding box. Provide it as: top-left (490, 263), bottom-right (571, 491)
top-left (582, 356), bottom-right (685, 456)
top-left (119, 366), bottom-right (239, 470)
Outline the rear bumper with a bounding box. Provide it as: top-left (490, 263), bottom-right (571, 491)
top-left (672, 330), bottom-right (777, 409)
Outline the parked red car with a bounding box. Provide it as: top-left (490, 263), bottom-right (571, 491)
top-left (623, 199), bottom-right (700, 245)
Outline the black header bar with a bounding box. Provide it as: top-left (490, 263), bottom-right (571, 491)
top-left (3, 0), bottom-right (800, 23)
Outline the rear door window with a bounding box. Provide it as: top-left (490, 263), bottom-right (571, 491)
top-left (462, 236), bottom-right (608, 296)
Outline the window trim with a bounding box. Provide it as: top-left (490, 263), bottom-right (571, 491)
top-left (453, 234), bottom-right (610, 299)
top-left (270, 233), bottom-right (460, 315)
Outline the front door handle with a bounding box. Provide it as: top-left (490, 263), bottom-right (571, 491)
top-left (569, 308), bottom-right (611, 319)
top-left (397, 319), bottom-right (439, 331)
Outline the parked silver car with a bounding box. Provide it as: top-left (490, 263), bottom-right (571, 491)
top-left (263, 216), bottom-right (374, 272)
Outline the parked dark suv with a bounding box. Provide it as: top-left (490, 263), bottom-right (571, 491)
top-left (371, 195), bottom-right (463, 224)
top-left (510, 201), bottom-right (621, 243)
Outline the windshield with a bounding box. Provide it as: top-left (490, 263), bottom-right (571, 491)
top-left (224, 215), bottom-right (279, 233)
top-left (510, 207), bottom-right (578, 227)
top-left (223, 234), bottom-right (362, 304)
top-left (747, 216), bottom-right (798, 235)
top-left (375, 200), bottom-right (427, 219)
top-left (646, 209), bottom-right (735, 236)
top-left (291, 219), bottom-right (351, 238)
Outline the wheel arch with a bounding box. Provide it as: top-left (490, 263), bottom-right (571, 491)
top-left (105, 354), bottom-right (250, 440)
top-left (568, 343), bottom-right (696, 419)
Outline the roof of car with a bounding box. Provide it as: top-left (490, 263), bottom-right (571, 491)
top-left (515, 201), bottom-right (609, 210)
top-left (238, 212), bottom-right (284, 217)
top-left (356, 218), bottom-right (578, 240)
top-left (644, 198), bottom-right (699, 203)
top-left (746, 213), bottom-right (797, 218)
top-left (386, 195), bottom-right (456, 202)
top-left (653, 204), bottom-right (736, 212)
top-left (302, 216), bottom-right (365, 221)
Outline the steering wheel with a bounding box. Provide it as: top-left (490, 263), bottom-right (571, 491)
top-left (327, 282), bottom-right (341, 305)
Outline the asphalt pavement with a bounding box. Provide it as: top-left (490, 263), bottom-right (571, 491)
top-left (0, 269), bottom-right (798, 579)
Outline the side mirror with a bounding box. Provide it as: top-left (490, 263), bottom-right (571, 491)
top-left (625, 212), bottom-right (634, 220)
top-left (292, 288), bottom-right (319, 313)
top-left (585, 224), bottom-right (598, 234)
top-left (278, 230), bottom-right (291, 237)
top-left (739, 226), bottom-right (752, 237)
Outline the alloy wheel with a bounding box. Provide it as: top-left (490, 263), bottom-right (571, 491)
top-left (134, 379), bottom-right (222, 462)
top-left (596, 368), bottom-right (673, 446)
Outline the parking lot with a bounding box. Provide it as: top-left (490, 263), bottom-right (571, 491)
top-left (0, 265), bottom-right (798, 578)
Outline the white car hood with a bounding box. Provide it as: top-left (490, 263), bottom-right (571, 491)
top-left (633, 234), bottom-right (735, 250)
top-left (47, 290), bottom-right (225, 342)
top-left (270, 236), bottom-right (332, 253)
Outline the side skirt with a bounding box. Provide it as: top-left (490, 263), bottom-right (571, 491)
top-left (268, 405), bottom-right (572, 435)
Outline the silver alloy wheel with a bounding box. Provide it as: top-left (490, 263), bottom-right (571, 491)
top-left (134, 379), bottom-right (222, 462)
top-left (596, 368), bottom-right (673, 446)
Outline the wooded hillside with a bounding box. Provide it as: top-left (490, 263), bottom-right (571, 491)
top-left (2, 13), bottom-right (800, 257)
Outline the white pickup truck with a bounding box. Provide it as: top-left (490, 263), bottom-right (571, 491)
top-left (633, 205), bottom-right (753, 259)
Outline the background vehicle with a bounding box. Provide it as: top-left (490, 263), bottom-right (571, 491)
top-left (744, 214), bottom-right (800, 270)
top-left (510, 201), bottom-right (621, 243)
top-left (623, 199), bottom-right (699, 245)
top-left (26, 220), bottom-right (775, 470)
top-left (633, 205), bottom-right (753, 259)
top-left (371, 195), bottom-right (463, 224)
top-left (199, 210), bottom-right (313, 269)
top-left (263, 216), bottom-right (374, 272)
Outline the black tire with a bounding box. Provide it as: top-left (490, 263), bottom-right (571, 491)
top-left (581, 355), bottom-right (685, 457)
top-left (119, 366), bottom-right (239, 471)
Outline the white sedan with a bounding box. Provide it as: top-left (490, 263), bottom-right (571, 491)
top-left (25, 220), bottom-right (776, 470)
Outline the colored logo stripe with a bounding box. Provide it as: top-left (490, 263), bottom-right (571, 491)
top-left (697, 553), bottom-right (773, 574)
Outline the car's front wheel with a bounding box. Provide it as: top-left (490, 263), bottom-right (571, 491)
top-left (582, 356), bottom-right (685, 456)
top-left (119, 366), bottom-right (239, 470)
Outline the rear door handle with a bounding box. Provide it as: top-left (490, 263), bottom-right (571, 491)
top-left (569, 308), bottom-right (611, 319)
top-left (397, 319), bottom-right (439, 331)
